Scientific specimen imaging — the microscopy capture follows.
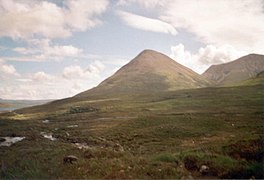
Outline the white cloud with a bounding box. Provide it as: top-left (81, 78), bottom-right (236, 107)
top-left (170, 44), bottom-right (246, 74)
top-left (1, 65), bottom-right (16, 74)
top-left (32, 71), bottom-right (52, 81)
top-left (161, 0), bottom-right (264, 54)
top-left (1, 64), bottom-right (16, 74)
top-left (118, 11), bottom-right (177, 35)
top-left (121, 0), bottom-right (264, 54)
top-left (63, 61), bottom-right (105, 79)
top-left (64, 0), bottom-right (109, 31)
top-left (197, 45), bottom-right (244, 65)
top-left (0, 85), bottom-right (58, 100)
top-left (0, 65), bottom-right (106, 99)
top-left (16, 78), bottom-right (32, 82)
top-left (170, 44), bottom-right (192, 66)
top-left (13, 39), bottom-right (83, 61)
top-left (72, 81), bottom-right (83, 91)
top-left (43, 45), bottom-right (83, 57)
top-left (0, 68), bottom-right (104, 100)
top-left (63, 65), bottom-right (84, 79)
top-left (117, 0), bottom-right (168, 8)
top-left (0, 0), bottom-right (109, 39)
top-left (87, 60), bottom-right (105, 74)
top-left (13, 47), bottom-right (35, 55)
top-left (0, 59), bottom-right (19, 76)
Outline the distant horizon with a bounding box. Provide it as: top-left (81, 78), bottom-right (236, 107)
top-left (1, 0), bottom-right (264, 100)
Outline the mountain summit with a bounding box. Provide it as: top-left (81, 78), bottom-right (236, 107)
top-left (77, 50), bottom-right (209, 97)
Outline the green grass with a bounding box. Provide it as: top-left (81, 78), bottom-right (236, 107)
top-left (1, 158), bottom-right (50, 179)
top-left (0, 84), bottom-right (263, 179)
top-left (152, 153), bottom-right (178, 163)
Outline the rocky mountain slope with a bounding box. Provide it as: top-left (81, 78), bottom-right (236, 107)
top-left (202, 54), bottom-right (264, 86)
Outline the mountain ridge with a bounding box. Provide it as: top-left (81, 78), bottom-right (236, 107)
top-left (202, 54), bottom-right (264, 86)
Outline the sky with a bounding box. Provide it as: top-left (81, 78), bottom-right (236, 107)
top-left (0, 0), bottom-right (264, 100)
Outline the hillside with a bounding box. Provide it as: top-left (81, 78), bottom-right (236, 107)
top-left (77, 50), bottom-right (210, 97)
top-left (1, 84), bottom-right (263, 179)
top-left (236, 71), bottom-right (264, 86)
top-left (202, 54), bottom-right (264, 86)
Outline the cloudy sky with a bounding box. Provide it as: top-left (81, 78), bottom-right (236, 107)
top-left (0, 0), bottom-right (264, 100)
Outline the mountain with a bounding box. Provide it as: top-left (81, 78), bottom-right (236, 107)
top-left (77, 49), bottom-right (210, 97)
top-left (202, 54), bottom-right (264, 86)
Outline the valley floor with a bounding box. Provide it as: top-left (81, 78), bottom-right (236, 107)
top-left (0, 85), bottom-right (263, 179)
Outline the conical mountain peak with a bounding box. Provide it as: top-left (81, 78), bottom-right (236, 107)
top-left (134, 49), bottom-right (166, 60)
top-left (119, 49), bottom-right (184, 74)
top-left (77, 50), bottom-right (210, 97)
top-left (132, 49), bottom-right (174, 64)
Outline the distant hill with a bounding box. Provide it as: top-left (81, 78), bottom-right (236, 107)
top-left (0, 103), bottom-right (6, 107)
top-left (202, 54), bottom-right (264, 86)
top-left (0, 99), bottom-right (52, 112)
top-left (77, 49), bottom-right (210, 97)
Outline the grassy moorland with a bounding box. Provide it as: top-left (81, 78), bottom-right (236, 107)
top-left (0, 84), bottom-right (263, 179)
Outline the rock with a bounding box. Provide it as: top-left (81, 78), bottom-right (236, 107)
top-left (119, 169), bottom-right (125, 173)
top-left (0, 137), bottom-right (25, 147)
top-left (0, 138), bottom-right (5, 142)
top-left (42, 119), bottom-right (50, 123)
top-left (113, 143), bottom-right (124, 152)
top-left (63, 155), bottom-right (78, 164)
top-left (199, 165), bottom-right (210, 175)
top-left (40, 132), bottom-right (56, 141)
top-left (67, 125), bottom-right (78, 128)
top-left (98, 137), bottom-right (106, 142)
top-left (75, 143), bottom-right (90, 150)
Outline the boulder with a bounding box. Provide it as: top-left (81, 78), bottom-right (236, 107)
top-left (199, 165), bottom-right (210, 175)
top-left (63, 155), bottom-right (78, 164)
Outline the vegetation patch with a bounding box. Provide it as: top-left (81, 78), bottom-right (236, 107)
top-left (1, 158), bottom-right (49, 179)
top-left (152, 153), bottom-right (178, 163)
top-left (68, 106), bottom-right (99, 114)
top-left (223, 139), bottom-right (264, 161)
